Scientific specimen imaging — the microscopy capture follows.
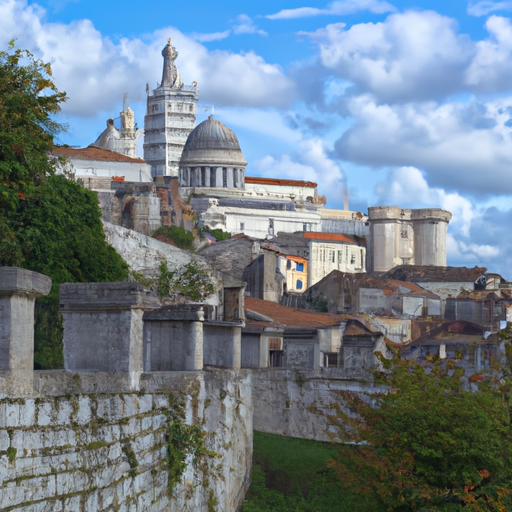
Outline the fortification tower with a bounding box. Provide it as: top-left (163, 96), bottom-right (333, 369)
top-left (144, 38), bottom-right (198, 177)
top-left (367, 206), bottom-right (452, 272)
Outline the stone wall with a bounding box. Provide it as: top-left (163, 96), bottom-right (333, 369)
top-left (251, 368), bottom-right (379, 443)
top-left (0, 370), bottom-right (252, 512)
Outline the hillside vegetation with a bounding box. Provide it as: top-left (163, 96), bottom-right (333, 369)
top-left (0, 43), bottom-right (128, 368)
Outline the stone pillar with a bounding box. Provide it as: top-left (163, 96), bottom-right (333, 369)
top-left (0, 267), bottom-right (52, 395)
top-left (60, 282), bottom-right (151, 377)
top-left (203, 321), bottom-right (243, 369)
top-left (143, 305), bottom-right (204, 371)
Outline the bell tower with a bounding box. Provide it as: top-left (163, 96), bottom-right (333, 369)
top-left (143, 38), bottom-right (199, 177)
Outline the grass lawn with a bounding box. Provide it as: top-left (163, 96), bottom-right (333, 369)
top-left (242, 431), bottom-right (383, 512)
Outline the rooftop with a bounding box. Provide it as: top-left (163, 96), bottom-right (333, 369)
top-left (382, 265), bottom-right (487, 283)
top-left (245, 297), bottom-right (344, 328)
top-left (245, 177), bottom-right (317, 188)
top-left (52, 146), bottom-right (145, 164)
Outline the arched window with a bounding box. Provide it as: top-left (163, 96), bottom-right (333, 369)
top-left (296, 280), bottom-right (303, 290)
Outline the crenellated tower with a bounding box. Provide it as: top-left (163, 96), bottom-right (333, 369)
top-left (143, 38), bottom-right (198, 177)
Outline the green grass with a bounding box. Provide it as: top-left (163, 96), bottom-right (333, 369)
top-left (243, 431), bottom-right (384, 512)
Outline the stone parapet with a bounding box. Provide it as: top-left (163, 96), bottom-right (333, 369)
top-left (0, 266), bottom-right (51, 297)
top-left (60, 281), bottom-right (155, 310)
top-left (411, 208), bottom-right (452, 222)
top-left (61, 282), bottom-right (151, 377)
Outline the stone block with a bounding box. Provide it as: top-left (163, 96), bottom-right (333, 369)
top-left (62, 495), bottom-right (82, 511)
top-left (56, 470), bottom-right (90, 496)
top-left (75, 396), bottom-right (92, 425)
top-left (152, 394), bottom-right (169, 409)
top-left (37, 401), bottom-right (54, 426)
top-left (12, 430), bottom-right (44, 452)
top-left (0, 429), bottom-right (9, 451)
top-left (137, 394), bottom-right (153, 415)
top-left (122, 395), bottom-right (138, 417)
top-left (56, 399), bottom-right (73, 426)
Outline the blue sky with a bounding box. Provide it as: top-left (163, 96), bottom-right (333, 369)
top-left (2, 0), bottom-right (512, 278)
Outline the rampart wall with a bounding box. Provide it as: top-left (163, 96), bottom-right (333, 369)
top-left (0, 268), bottom-right (252, 512)
top-left (251, 368), bottom-right (380, 443)
top-left (1, 370), bottom-right (252, 512)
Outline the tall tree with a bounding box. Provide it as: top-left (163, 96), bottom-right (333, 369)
top-left (329, 353), bottom-right (512, 511)
top-left (0, 42), bottom-right (129, 368)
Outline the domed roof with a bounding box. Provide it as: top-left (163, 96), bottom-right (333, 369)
top-left (180, 115), bottom-right (247, 167)
top-left (184, 115), bottom-right (242, 152)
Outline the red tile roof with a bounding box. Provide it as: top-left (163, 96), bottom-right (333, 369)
top-left (245, 297), bottom-right (344, 328)
top-left (245, 176), bottom-right (317, 188)
top-left (52, 146), bottom-right (146, 164)
top-left (303, 232), bottom-right (354, 243)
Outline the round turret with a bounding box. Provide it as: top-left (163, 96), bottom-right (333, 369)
top-left (179, 116), bottom-right (247, 190)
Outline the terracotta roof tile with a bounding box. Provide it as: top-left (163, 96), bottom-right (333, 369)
top-left (245, 297), bottom-right (344, 328)
top-left (52, 146), bottom-right (146, 164)
top-left (245, 176), bottom-right (317, 188)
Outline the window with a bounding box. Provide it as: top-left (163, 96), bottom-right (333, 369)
top-left (287, 259), bottom-right (292, 269)
top-left (222, 167), bottom-right (227, 187)
top-left (330, 251), bottom-right (336, 263)
top-left (210, 167), bottom-right (216, 187)
top-left (350, 253), bottom-right (356, 264)
top-left (324, 353), bottom-right (338, 368)
top-left (240, 222), bottom-right (245, 232)
top-left (201, 167), bottom-right (206, 187)
top-left (269, 219), bottom-right (274, 236)
top-left (269, 350), bottom-right (284, 368)
top-left (233, 168), bottom-right (238, 188)
top-left (296, 263), bottom-right (304, 272)
top-left (296, 280), bottom-right (303, 290)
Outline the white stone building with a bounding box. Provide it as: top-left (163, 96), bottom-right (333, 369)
top-left (90, 106), bottom-right (143, 159)
top-left (144, 38), bottom-right (198, 177)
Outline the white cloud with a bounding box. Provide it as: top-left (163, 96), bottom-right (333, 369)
top-left (467, 1), bottom-right (512, 16)
top-left (0, 0), bottom-right (294, 117)
top-left (299, 11), bottom-right (473, 103)
top-left (335, 95), bottom-right (512, 196)
top-left (190, 30), bottom-right (231, 42)
top-left (254, 139), bottom-right (346, 203)
top-left (374, 167), bottom-right (475, 235)
top-left (233, 14), bottom-right (267, 36)
top-left (267, 0), bottom-right (395, 20)
top-left (466, 16), bottom-right (512, 91)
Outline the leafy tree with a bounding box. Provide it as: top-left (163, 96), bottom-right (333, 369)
top-left (329, 354), bottom-right (512, 511)
top-left (152, 225), bottom-right (195, 251)
top-left (0, 43), bottom-right (128, 368)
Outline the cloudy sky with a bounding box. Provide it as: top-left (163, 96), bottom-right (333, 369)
top-left (1, 0), bottom-right (512, 279)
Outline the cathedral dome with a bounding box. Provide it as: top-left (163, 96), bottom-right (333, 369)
top-left (180, 115), bottom-right (247, 167)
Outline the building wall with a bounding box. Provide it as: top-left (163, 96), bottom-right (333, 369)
top-left (70, 159), bottom-right (153, 183)
top-left (144, 86), bottom-right (198, 178)
top-left (309, 241), bottom-right (366, 287)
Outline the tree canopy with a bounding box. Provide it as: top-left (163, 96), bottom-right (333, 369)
top-left (330, 353), bottom-right (512, 511)
top-left (0, 42), bottom-right (129, 368)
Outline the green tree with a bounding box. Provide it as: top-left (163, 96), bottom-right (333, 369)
top-left (0, 43), bottom-right (129, 368)
top-left (329, 354), bottom-right (512, 511)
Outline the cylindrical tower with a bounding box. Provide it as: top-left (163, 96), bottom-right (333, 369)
top-left (411, 209), bottom-right (452, 266)
top-left (367, 206), bottom-right (414, 272)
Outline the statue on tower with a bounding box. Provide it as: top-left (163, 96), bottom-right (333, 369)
top-left (161, 37), bottom-right (183, 89)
